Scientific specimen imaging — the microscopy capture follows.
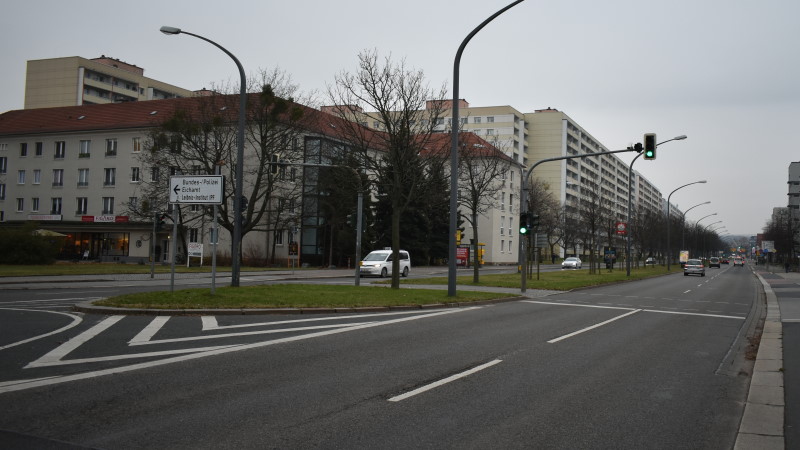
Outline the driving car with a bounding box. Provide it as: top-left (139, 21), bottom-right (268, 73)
top-left (562, 257), bottom-right (582, 269)
top-left (644, 257), bottom-right (656, 266)
top-left (684, 258), bottom-right (706, 276)
top-left (733, 257), bottom-right (744, 267)
top-left (359, 249), bottom-right (411, 277)
top-left (709, 257), bottom-right (721, 268)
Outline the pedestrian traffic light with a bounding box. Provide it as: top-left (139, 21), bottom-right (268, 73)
top-left (156, 214), bottom-right (167, 232)
top-left (519, 213), bottom-right (530, 235)
top-left (531, 214), bottom-right (540, 229)
top-left (643, 133), bottom-right (657, 160)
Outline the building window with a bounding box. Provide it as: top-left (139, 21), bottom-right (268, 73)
top-left (0, 184), bottom-right (5, 200)
top-left (54, 141), bottom-right (66, 159)
top-left (20, 143), bottom-right (27, 157)
top-left (509, 217), bottom-right (513, 236)
top-left (79, 140), bottom-right (91, 158)
top-left (16, 198), bottom-right (24, 212)
top-left (33, 169), bottom-right (41, 185)
top-left (105, 139), bottom-right (117, 156)
top-left (17, 170), bottom-right (25, 184)
top-left (51, 197), bottom-right (62, 215)
top-left (474, 117), bottom-right (481, 124)
top-left (0, 157), bottom-right (6, 174)
top-left (76, 197), bottom-right (88, 215)
top-left (132, 137), bottom-right (141, 153)
top-left (102, 197), bottom-right (114, 215)
top-left (52, 169), bottom-right (64, 187)
top-left (487, 117), bottom-right (494, 123)
top-left (128, 197), bottom-right (138, 211)
top-left (131, 167), bottom-right (140, 182)
top-left (78, 169), bottom-right (89, 187)
top-left (501, 193), bottom-right (506, 211)
top-left (31, 197), bottom-right (39, 212)
top-left (509, 241), bottom-right (513, 253)
top-left (275, 230), bottom-right (284, 245)
top-left (35, 142), bottom-right (43, 157)
top-left (500, 215), bottom-right (505, 235)
top-left (501, 240), bottom-right (505, 253)
top-left (104, 168), bottom-right (116, 186)
top-left (150, 167), bottom-right (160, 182)
top-left (189, 228), bottom-right (199, 243)
top-left (486, 129), bottom-right (494, 135)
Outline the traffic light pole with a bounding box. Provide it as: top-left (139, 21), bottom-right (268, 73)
top-left (520, 147), bottom-right (638, 293)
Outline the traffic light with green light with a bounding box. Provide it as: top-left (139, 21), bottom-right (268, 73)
top-left (519, 213), bottom-right (530, 235)
top-left (644, 133), bottom-right (657, 160)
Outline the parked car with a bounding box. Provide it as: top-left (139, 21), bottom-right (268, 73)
top-left (644, 257), bottom-right (656, 266)
top-left (709, 257), bottom-right (721, 268)
top-left (684, 258), bottom-right (706, 277)
top-left (733, 257), bottom-right (744, 267)
top-left (562, 257), bottom-right (582, 269)
top-left (359, 249), bottom-right (411, 277)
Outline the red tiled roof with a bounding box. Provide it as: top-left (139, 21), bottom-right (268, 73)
top-left (421, 132), bottom-right (518, 163)
top-left (0, 94), bottom-right (385, 147)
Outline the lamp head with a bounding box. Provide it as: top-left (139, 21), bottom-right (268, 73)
top-left (674, 135), bottom-right (688, 140)
top-left (160, 26), bottom-right (181, 35)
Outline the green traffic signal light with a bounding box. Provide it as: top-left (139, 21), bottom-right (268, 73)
top-left (643, 133), bottom-right (657, 160)
top-left (520, 225), bottom-right (528, 235)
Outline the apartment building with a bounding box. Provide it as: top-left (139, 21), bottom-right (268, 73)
top-left (0, 96), bottom-right (367, 264)
top-left (24, 56), bottom-right (196, 109)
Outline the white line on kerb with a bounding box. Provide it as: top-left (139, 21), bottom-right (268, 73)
top-left (548, 310), bottom-right (642, 344)
top-left (388, 359), bottom-right (502, 402)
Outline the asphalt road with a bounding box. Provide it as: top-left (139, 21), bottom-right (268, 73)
top-left (0, 265), bottom-right (759, 449)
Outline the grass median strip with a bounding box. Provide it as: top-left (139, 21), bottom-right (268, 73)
top-left (401, 266), bottom-right (670, 291)
top-left (94, 284), bottom-right (512, 310)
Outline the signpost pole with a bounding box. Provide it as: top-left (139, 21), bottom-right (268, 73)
top-left (170, 205), bottom-right (178, 293)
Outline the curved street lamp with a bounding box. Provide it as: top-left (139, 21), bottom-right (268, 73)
top-left (627, 135), bottom-right (687, 276)
top-left (448, 0), bottom-right (525, 296)
top-left (160, 26), bottom-right (247, 287)
top-left (666, 180), bottom-right (706, 271)
top-left (680, 201), bottom-right (711, 253)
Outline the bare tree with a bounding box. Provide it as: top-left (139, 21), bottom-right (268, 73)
top-left (458, 134), bottom-right (513, 282)
top-left (128, 68), bottom-right (312, 264)
top-left (326, 49), bottom-right (448, 289)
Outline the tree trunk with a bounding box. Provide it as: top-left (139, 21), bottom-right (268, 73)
top-left (472, 212), bottom-right (480, 283)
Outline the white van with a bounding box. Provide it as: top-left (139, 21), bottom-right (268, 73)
top-left (359, 249), bottom-right (411, 277)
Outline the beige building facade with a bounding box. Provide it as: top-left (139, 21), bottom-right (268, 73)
top-left (24, 56), bottom-right (195, 109)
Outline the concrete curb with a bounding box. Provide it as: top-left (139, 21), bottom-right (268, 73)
top-left (73, 295), bottom-right (530, 316)
top-left (735, 273), bottom-right (784, 449)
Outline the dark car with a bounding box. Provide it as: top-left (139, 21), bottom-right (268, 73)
top-left (684, 258), bottom-right (705, 277)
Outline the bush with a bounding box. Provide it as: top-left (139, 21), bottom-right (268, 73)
top-left (0, 224), bottom-right (63, 265)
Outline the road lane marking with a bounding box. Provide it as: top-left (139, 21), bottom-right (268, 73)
top-left (683, 290), bottom-right (691, 294)
top-left (6, 307), bottom-right (481, 394)
top-left (129, 316), bottom-right (170, 344)
top-left (200, 309), bottom-right (449, 331)
top-left (0, 309), bottom-right (83, 351)
top-left (643, 309), bottom-right (744, 320)
top-left (25, 315), bottom-right (125, 367)
top-left (548, 310), bottom-right (642, 343)
top-left (522, 300), bottom-right (635, 311)
top-left (388, 359), bottom-right (503, 402)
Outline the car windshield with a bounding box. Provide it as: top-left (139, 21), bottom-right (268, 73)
top-left (565, 258), bottom-right (578, 262)
top-left (363, 253), bottom-right (389, 261)
top-left (687, 259), bottom-right (702, 265)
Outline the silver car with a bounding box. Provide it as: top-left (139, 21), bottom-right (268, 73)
top-left (562, 257), bottom-right (582, 269)
top-left (683, 258), bottom-right (705, 277)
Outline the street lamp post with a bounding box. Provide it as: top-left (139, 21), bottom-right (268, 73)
top-left (626, 135), bottom-right (686, 276)
top-left (679, 201), bottom-right (711, 261)
top-left (666, 180), bottom-right (707, 271)
top-left (448, 0), bottom-right (525, 297)
top-left (160, 26), bottom-right (247, 287)
top-left (692, 213), bottom-right (717, 256)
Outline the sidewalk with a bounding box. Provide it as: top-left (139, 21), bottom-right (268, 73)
top-left (735, 268), bottom-right (798, 449)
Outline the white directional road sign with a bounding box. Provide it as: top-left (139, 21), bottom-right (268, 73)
top-left (169, 175), bottom-right (224, 204)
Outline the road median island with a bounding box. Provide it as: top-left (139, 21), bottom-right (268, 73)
top-left (79, 284), bottom-right (521, 315)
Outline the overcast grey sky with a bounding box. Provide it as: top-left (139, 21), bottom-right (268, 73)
top-left (2, 0), bottom-right (798, 237)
